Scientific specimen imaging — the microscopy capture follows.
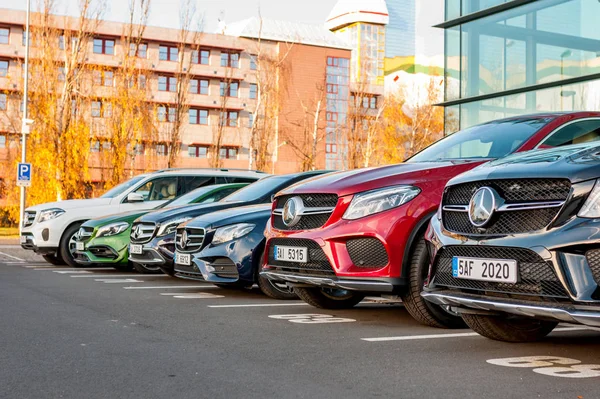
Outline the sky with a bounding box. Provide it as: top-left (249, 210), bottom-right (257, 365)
top-left (0, 0), bottom-right (339, 32)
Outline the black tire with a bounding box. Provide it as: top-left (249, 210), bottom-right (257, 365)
top-left (294, 287), bottom-right (364, 309)
top-left (42, 253), bottom-right (65, 266)
top-left (401, 238), bottom-right (466, 329)
top-left (112, 262), bottom-right (134, 272)
top-left (59, 223), bottom-right (84, 268)
top-left (462, 313), bottom-right (558, 343)
top-left (258, 274), bottom-right (297, 300)
top-left (215, 283), bottom-right (251, 289)
top-left (132, 262), bottom-right (163, 274)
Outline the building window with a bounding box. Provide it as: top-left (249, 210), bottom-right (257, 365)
top-left (0, 60), bottom-right (7, 77)
top-left (249, 84), bottom-right (257, 99)
top-left (93, 70), bottom-right (114, 86)
top-left (0, 28), bottom-right (9, 44)
top-left (22, 30), bottom-right (30, 46)
top-left (248, 113), bottom-right (254, 128)
top-left (159, 45), bottom-right (178, 61)
top-left (190, 78), bottom-right (209, 95)
top-left (90, 140), bottom-right (100, 152)
top-left (219, 147), bottom-right (238, 159)
top-left (157, 105), bottom-right (176, 122)
top-left (0, 93), bottom-right (6, 110)
top-left (250, 55), bottom-right (257, 70)
top-left (189, 108), bottom-right (209, 125)
top-left (158, 75), bottom-right (177, 92)
top-left (192, 49), bottom-right (210, 65)
top-left (129, 42), bottom-right (147, 58)
top-left (59, 35), bottom-right (65, 50)
top-left (220, 52), bottom-right (239, 68)
top-left (220, 81), bottom-right (239, 97)
top-left (188, 145), bottom-right (209, 158)
top-left (134, 143), bottom-right (145, 155)
top-left (220, 111), bottom-right (238, 127)
top-left (58, 67), bottom-right (66, 81)
top-left (137, 74), bottom-right (147, 89)
top-left (156, 143), bottom-right (168, 156)
top-left (0, 135), bottom-right (6, 148)
top-left (93, 38), bottom-right (115, 55)
top-left (91, 100), bottom-right (111, 118)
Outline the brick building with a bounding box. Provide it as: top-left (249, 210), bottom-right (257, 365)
top-left (0, 8), bottom-right (377, 185)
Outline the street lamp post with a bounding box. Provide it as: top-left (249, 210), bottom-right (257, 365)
top-left (19, 0), bottom-right (31, 234)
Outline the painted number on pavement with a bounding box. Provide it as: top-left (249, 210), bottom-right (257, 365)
top-left (269, 313), bottom-right (356, 324)
top-left (488, 356), bottom-right (600, 378)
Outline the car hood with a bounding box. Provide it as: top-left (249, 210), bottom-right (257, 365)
top-left (82, 209), bottom-right (150, 229)
top-left (278, 161), bottom-right (484, 198)
top-left (183, 204), bottom-right (272, 230)
top-left (25, 198), bottom-right (112, 212)
top-left (449, 143), bottom-right (600, 186)
top-left (137, 201), bottom-right (247, 224)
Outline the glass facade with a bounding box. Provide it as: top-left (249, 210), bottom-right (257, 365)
top-left (325, 56), bottom-right (350, 170)
top-left (443, 0), bottom-right (600, 132)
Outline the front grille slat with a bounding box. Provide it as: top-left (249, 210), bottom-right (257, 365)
top-left (585, 249), bottom-right (600, 286)
top-left (175, 227), bottom-right (205, 253)
top-left (75, 226), bottom-right (95, 242)
top-left (273, 194), bottom-right (338, 231)
top-left (23, 211), bottom-right (36, 228)
top-left (268, 238), bottom-right (334, 275)
top-left (442, 179), bottom-right (571, 236)
top-left (130, 222), bottom-right (157, 244)
top-left (433, 246), bottom-right (569, 298)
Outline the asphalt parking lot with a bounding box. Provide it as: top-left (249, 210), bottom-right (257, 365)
top-left (1, 245), bottom-right (599, 399)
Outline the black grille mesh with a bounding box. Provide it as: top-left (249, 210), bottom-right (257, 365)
top-left (433, 246), bottom-right (568, 298)
top-left (275, 194), bottom-right (338, 208)
top-left (346, 238), bottom-right (388, 267)
top-left (273, 194), bottom-right (338, 231)
top-left (444, 179), bottom-right (571, 205)
top-left (267, 238), bottom-right (334, 275)
top-left (586, 249), bottom-right (600, 285)
top-left (443, 207), bottom-right (558, 236)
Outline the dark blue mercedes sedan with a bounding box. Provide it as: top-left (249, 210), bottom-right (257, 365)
top-left (173, 204), bottom-right (295, 299)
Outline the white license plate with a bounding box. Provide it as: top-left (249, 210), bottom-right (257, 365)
top-left (274, 245), bottom-right (308, 263)
top-left (130, 244), bottom-right (143, 255)
top-left (452, 256), bottom-right (518, 284)
top-left (20, 236), bottom-right (27, 244)
top-left (76, 242), bottom-right (85, 251)
top-left (175, 252), bottom-right (191, 266)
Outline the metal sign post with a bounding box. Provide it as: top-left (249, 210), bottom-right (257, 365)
top-left (18, 0), bottom-right (31, 235)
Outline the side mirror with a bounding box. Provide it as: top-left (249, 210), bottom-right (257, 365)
top-left (127, 192), bottom-right (145, 203)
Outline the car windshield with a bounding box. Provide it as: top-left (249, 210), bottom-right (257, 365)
top-left (407, 118), bottom-right (553, 163)
top-left (100, 175), bottom-right (147, 198)
top-left (221, 176), bottom-right (289, 202)
top-left (155, 186), bottom-right (221, 209)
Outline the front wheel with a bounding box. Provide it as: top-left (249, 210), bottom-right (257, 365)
top-left (258, 274), bottom-right (297, 300)
top-left (59, 223), bottom-right (84, 268)
top-left (294, 287), bottom-right (364, 309)
top-left (401, 238), bottom-right (466, 329)
top-left (132, 262), bottom-right (163, 274)
top-left (462, 313), bottom-right (557, 343)
top-left (42, 253), bottom-right (65, 266)
top-left (112, 262), bottom-right (134, 272)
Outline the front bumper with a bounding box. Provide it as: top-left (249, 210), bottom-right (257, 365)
top-left (260, 270), bottom-right (401, 292)
top-left (20, 233), bottom-right (57, 255)
top-left (128, 235), bottom-right (175, 270)
top-left (20, 218), bottom-right (62, 251)
top-left (422, 290), bottom-right (600, 328)
top-left (73, 234), bottom-right (129, 265)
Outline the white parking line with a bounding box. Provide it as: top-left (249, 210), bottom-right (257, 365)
top-left (95, 278), bottom-right (143, 283)
top-left (361, 326), bottom-right (592, 342)
top-left (0, 251), bottom-right (24, 261)
top-left (160, 293), bottom-right (225, 299)
top-left (70, 274), bottom-right (169, 278)
top-left (208, 303), bottom-right (310, 308)
top-left (33, 267), bottom-right (115, 271)
top-left (123, 285), bottom-right (219, 290)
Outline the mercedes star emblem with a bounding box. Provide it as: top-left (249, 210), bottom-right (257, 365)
top-left (468, 187), bottom-right (498, 227)
top-left (180, 230), bottom-right (188, 249)
top-left (132, 225), bottom-right (141, 239)
top-left (282, 197), bottom-right (304, 227)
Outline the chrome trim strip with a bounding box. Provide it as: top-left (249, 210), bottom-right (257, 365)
top-left (422, 292), bottom-right (600, 328)
top-left (260, 271), bottom-right (394, 293)
top-left (442, 205), bottom-right (468, 212)
top-left (442, 201), bottom-right (565, 213)
top-left (273, 206), bottom-right (334, 216)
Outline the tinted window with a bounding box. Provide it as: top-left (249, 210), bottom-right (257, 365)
top-left (134, 177), bottom-right (178, 201)
top-left (540, 120), bottom-right (600, 148)
top-left (223, 177), bottom-right (261, 183)
top-left (161, 185), bottom-right (222, 208)
top-left (222, 176), bottom-right (291, 203)
top-left (100, 175), bottom-right (146, 198)
top-left (407, 118), bottom-right (551, 163)
top-left (180, 176), bottom-right (216, 195)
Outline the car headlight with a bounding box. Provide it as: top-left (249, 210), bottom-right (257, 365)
top-left (212, 223), bottom-right (255, 245)
top-left (156, 217), bottom-right (192, 237)
top-left (343, 185), bottom-right (421, 220)
top-left (38, 208), bottom-right (65, 223)
top-left (96, 222), bottom-right (129, 238)
top-left (579, 179), bottom-right (600, 218)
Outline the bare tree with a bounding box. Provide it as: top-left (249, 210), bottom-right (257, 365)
top-left (210, 62), bottom-right (236, 168)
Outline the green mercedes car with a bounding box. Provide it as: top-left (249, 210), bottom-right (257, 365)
top-left (72, 183), bottom-right (247, 271)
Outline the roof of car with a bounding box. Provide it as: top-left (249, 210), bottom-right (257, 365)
top-left (484, 111), bottom-right (600, 124)
top-left (145, 168), bottom-right (269, 177)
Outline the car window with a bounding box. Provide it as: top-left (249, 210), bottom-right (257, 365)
top-left (100, 175), bottom-right (146, 198)
top-left (224, 177), bottom-right (260, 183)
top-left (134, 177), bottom-right (178, 201)
top-left (222, 176), bottom-right (291, 202)
top-left (539, 119), bottom-right (600, 148)
top-left (407, 118), bottom-right (552, 163)
top-left (180, 176), bottom-right (216, 195)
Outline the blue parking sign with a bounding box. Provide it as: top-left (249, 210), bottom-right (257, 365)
top-left (17, 163), bottom-right (31, 187)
